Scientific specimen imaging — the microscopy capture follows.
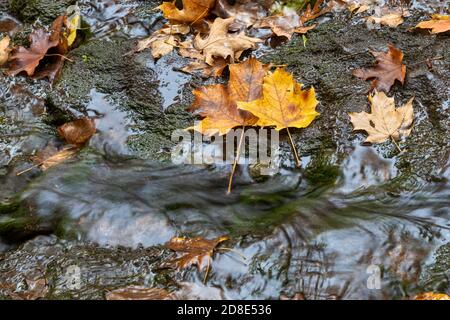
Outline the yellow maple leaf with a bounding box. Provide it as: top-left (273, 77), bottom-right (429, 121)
top-left (416, 14), bottom-right (450, 34)
top-left (237, 68), bottom-right (319, 131)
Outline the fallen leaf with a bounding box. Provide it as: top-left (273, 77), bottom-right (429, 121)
top-left (65, 5), bottom-right (81, 46)
top-left (165, 236), bottom-right (229, 271)
top-left (33, 146), bottom-right (78, 171)
top-left (188, 57), bottom-right (268, 135)
top-left (300, 0), bottom-right (331, 24)
top-left (135, 24), bottom-right (190, 59)
top-left (414, 292), bottom-right (450, 300)
top-left (194, 17), bottom-right (262, 66)
top-left (0, 35), bottom-right (11, 66)
top-left (280, 293), bottom-right (306, 300)
top-left (256, 7), bottom-right (315, 40)
top-left (19, 279), bottom-right (48, 300)
top-left (416, 14), bottom-right (450, 34)
top-left (160, 0), bottom-right (215, 24)
top-left (182, 58), bottom-right (228, 78)
top-left (353, 44), bottom-right (406, 92)
top-left (106, 287), bottom-right (173, 300)
top-left (8, 15), bottom-right (69, 83)
top-left (237, 68), bottom-right (319, 131)
top-left (349, 91), bottom-right (414, 149)
top-left (367, 13), bottom-right (404, 27)
top-left (213, 0), bottom-right (269, 29)
top-left (57, 117), bottom-right (96, 146)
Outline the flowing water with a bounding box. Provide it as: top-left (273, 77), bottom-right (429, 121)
top-left (0, 0), bottom-right (449, 300)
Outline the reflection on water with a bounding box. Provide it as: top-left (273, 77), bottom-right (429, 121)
top-left (10, 148), bottom-right (449, 299)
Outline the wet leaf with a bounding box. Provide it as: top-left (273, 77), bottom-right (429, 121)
top-left (0, 35), bottom-right (11, 66)
top-left (8, 15), bottom-right (69, 83)
top-left (194, 17), bottom-right (262, 66)
top-left (414, 292), bottom-right (450, 300)
top-left (416, 14), bottom-right (450, 34)
top-left (367, 13), bottom-right (404, 27)
top-left (237, 67), bottom-right (319, 131)
top-left (33, 146), bottom-right (78, 171)
top-left (213, 0), bottom-right (270, 29)
top-left (300, 0), bottom-right (331, 25)
top-left (19, 278), bottom-right (48, 300)
top-left (181, 57), bottom-right (228, 78)
top-left (106, 286), bottom-right (173, 300)
top-left (256, 7), bottom-right (315, 40)
top-left (57, 117), bottom-right (96, 146)
top-left (165, 236), bottom-right (229, 271)
top-left (65, 5), bottom-right (81, 46)
top-left (188, 57), bottom-right (268, 135)
top-left (135, 24), bottom-right (189, 59)
top-left (160, 0), bottom-right (215, 24)
top-left (353, 44), bottom-right (406, 92)
top-left (349, 91), bottom-right (414, 148)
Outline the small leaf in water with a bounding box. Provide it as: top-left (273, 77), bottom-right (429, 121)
top-left (165, 235), bottom-right (229, 278)
top-left (57, 117), bottom-right (96, 146)
top-left (414, 292), bottom-right (450, 300)
top-left (34, 146), bottom-right (78, 171)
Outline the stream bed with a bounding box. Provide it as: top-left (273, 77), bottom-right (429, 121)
top-left (0, 0), bottom-right (449, 299)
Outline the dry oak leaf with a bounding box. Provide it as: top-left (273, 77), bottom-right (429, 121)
top-left (0, 35), bottom-right (11, 66)
top-left (194, 17), bottom-right (262, 66)
top-left (237, 68), bottom-right (319, 131)
top-left (416, 14), bottom-right (450, 34)
top-left (349, 91), bottom-right (414, 146)
top-left (106, 287), bottom-right (173, 300)
top-left (57, 117), bottom-right (96, 146)
top-left (165, 236), bottom-right (229, 271)
top-left (353, 44), bottom-right (406, 92)
top-left (188, 57), bottom-right (268, 136)
top-left (160, 0), bottom-right (215, 24)
top-left (413, 292), bottom-right (450, 300)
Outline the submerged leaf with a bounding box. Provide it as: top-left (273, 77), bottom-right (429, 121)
top-left (160, 0), bottom-right (215, 24)
top-left (349, 91), bottom-right (414, 146)
top-left (33, 146), bottom-right (78, 171)
top-left (414, 292), bottom-right (450, 300)
top-left (57, 117), bottom-right (96, 146)
top-left (165, 236), bottom-right (229, 271)
top-left (106, 287), bottom-right (173, 300)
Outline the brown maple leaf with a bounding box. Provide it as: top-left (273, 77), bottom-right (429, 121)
top-left (160, 0), bottom-right (215, 24)
top-left (188, 57), bottom-right (268, 136)
top-left (194, 17), bottom-right (262, 66)
top-left (8, 15), bottom-right (70, 82)
top-left (353, 44), bottom-right (406, 92)
top-left (165, 236), bottom-right (229, 272)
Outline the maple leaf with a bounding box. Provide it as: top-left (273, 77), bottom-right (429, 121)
top-left (256, 7), bottom-right (316, 40)
top-left (57, 117), bottom-right (96, 146)
top-left (237, 67), bottom-right (319, 167)
top-left (181, 58), bottom-right (229, 78)
top-left (194, 17), bottom-right (262, 66)
top-left (8, 15), bottom-right (70, 83)
top-left (237, 68), bottom-right (319, 131)
top-left (300, 0), bottom-right (331, 25)
top-left (188, 57), bottom-right (268, 136)
top-left (353, 44), bottom-right (406, 92)
top-left (135, 24), bottom-right (189, 59)
top-left (0, 35), bottom-right (11, 66)
top-left (349, 91), bottom-right (414, 151)
top-left (160, 0), bottom-right (215, 24)
top-left (106, 287), bottom-right (173, 300)
top-left (416, 14), bottom-right (450, 34)
top-left (165, 236), bottom-right (229, 274)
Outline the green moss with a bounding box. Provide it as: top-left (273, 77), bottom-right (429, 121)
top-left (304, 154), bottom-right (340, 187)
top-left (9, 0), bottom-right (75, 24)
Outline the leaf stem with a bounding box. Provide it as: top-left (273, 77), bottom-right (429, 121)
top-left (390, 135), bottom-right (403, 153)
top-left (203, 257), bottom-right (211, 284)
top-left (44, 54), bottom-right (74, 62)
top-left (286, 128), bottom-right (301, 167)
top-left (227, 127), bottom-right (245, 195)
